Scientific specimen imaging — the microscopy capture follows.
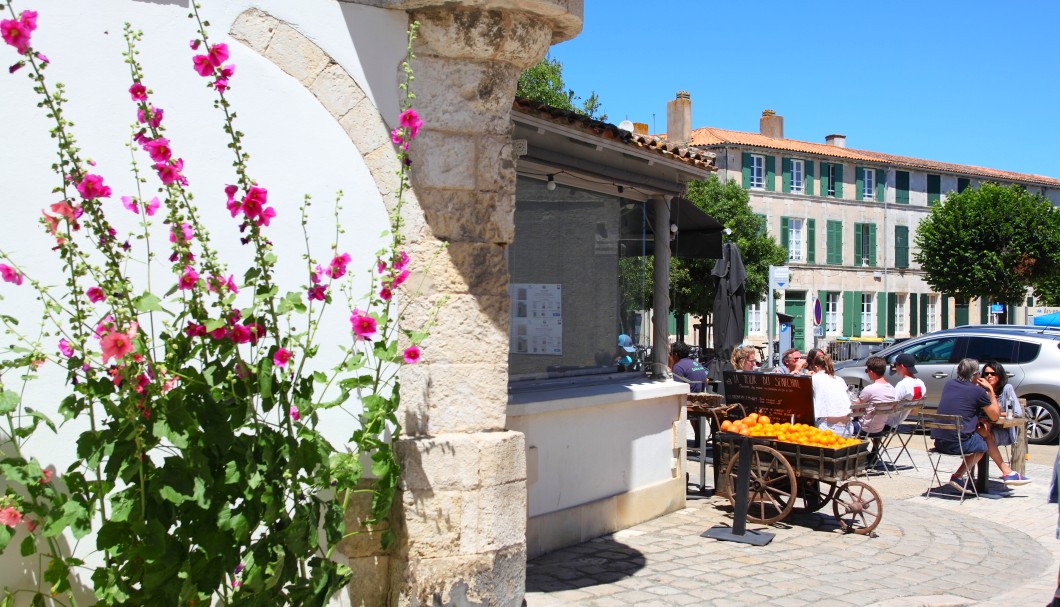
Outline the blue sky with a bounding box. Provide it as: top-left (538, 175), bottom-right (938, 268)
top-left (549, 1), bottom-right (1060, 179)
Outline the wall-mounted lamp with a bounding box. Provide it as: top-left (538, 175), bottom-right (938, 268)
top-left (546, 174), bottom-right (556, 191)
top-left (670, 223), bottom-right (679, 233)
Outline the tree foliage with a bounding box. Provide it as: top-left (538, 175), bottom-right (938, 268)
top-left (516, 56), bottom-right (607, 121)
top-left (914, 182), bottom-right (1060, 305)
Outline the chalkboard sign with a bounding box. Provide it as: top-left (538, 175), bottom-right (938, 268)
top-left (723, 371), bottom-right (815, 425)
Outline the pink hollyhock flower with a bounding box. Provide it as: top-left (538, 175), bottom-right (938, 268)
top-left (220, 64), bottom-right (235, 78)
top-left (49, 200), bottom-right (79, 221)
top-left (209, 327), bottom-right (228, 340)
top-left (40, 468), bottom-right (53, 483)
top-left (134, 373), bottom-right (151, 394)
top-left (390, 128), bottom-right (405, 149)
top-left (9, 61), bottom-right (23, 74)
top-left (137, 105), bottom-right (163, 128)
top-left (311, 265), bottom-right (325, 284)
top-left (189, 39), bottom-right (200, 50)
top-left (143, 138), bottom-right (172, 163)
top-left (327, 253), bottom-right (351, 279)
top-left (192, 54), bottom-right (213, 77)
top-left (1, 13), bottom-right (33, 54)
top-left (307, 285), bottom-right (327, 301)
top-left (58, 338), bottom-right (74, 358)
top-left (256, 207), bottom-right (276, 227)
top-left (34, 52), bottom-right (47, 64)
top-left (403, 346), bottom-right (421, 364)
top-left (391, 269), bottom-right (410, 288)
top-left (213, 78), bottom-right (229, 93)
top-left (170, 222), bottom-right (194, 244)
top-left (76, 174), bottom-right (112, 200)
top-left (394, 251), bottom-right (410, 271)
top-left (0, 506), bottom-right (22, 528)
top-left (350, 310), bottom-right (377, 340)
top-left (121, 196), bottom-right (139, 213)
top-left (230, 325), bottom-right (253, 344)
top-left (376, 259), bottom-right (387, 274)
top-left (290, 405), bottom-right (301, 421)
top-left (185, 323), bottom-right (206, 338)
top-left (178, 266), bottom-right (199, 290)
top-left (100, 331), bottom-right (135, 364)
top-left (95, 315), bottom-right (115, 337)
top-left (19, 10), bottom-right (36, 31)
top-left (207, 43), bottom-right (229, 67)
top-left (399, 108), bottom-right (424, 139)
top-left (155, 159), bottom-right (186, 186)
top-left (273, 348), bottom-right (292, 367)
top-left (379, 287), bottom-right (392, 301)
top-left (145, 197), bottom-right (160, 216)
top-left (0, 264), bottom-right (23, 286)
top-left (240, 186), bottom-right (268, 219)
top-left (86, 286), bottom-right (105, 303)
top-left (41, 211), bottom-right (60, 235)
top-left (129, 83), bottom-right (147, 100)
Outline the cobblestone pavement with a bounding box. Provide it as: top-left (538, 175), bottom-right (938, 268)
top-left (525, 439), bottom-right (1060, 607)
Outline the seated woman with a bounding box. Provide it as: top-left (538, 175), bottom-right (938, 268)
top-left (807, 348), bottom-right (854, 437)
top-left (981, 359), bottom-right (1031, 485)
top-left (730, 345), bottom-right (759, 372)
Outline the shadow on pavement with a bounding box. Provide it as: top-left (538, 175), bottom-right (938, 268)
top-left (526, 538), bottom-right (646, 592)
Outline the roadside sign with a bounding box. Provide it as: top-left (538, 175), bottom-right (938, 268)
top-left (990, 304), bottom-right (1005, 314)
top-left (813, 297), bottom-right (822, 325)
top-left (769, 266), bottom-right (790, 290)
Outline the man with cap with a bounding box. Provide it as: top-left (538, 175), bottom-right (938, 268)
top-left (893, 353), bottom-right (926, 403)
top-left (615, 334), bottom-right (636, 371)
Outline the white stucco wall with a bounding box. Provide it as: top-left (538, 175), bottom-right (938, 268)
top-left (0, 0), bottom-right (407, 600)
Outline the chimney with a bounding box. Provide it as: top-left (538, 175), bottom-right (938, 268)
top-left (825, 133), bottom-right (846, 148)
top-left (666, 91), bottom-right (692, 144)
top-left (759, 109), bottom-right (783, 139)
top-left (633, 122), bottom-right (649, 135)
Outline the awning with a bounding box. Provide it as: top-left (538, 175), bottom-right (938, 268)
top-left (619, 197), bottom-right (725, 259)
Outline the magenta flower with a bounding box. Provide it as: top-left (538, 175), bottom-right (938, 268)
top-left (379, 287), bottom-right (392, 301)
top-left (34, 51), bottom-right (47, 64)
top-left (169, 223), bottom-right (194, 244)
top-left (9, 61), bottom-right (23, 73)
top-left (230, 324), bottom-right (253, 344)
top-left (256, 207), bottom-right (276, 227)
top-left (192, 54), bottom-right (213, 77)
top-left (240, 186), bottom-right (268, 219)
top-left (19, 10), bottom-right (36, 31)
top-left (403, 346), bottom-right (421, 364)
top-left (185, 323), bottom-right (206, 338)
top-left (390, 128), bottom-right (406, 150)
top-left (0, 506), bottom-right (22, 529)
top-left (189, 39), bottom-right (201, 50)
top-left (290, 405), bottom-right (301, 421)
top-left (178, 266), bottom-right (199, 290)
top-left (129, 83), bottom-right (147, 100)
top-left (350, 310), bottom-right (377, 340)
top-left (137, 105), bottom-right (163, 128)
top-left (76, 174), bottom-right (112, 200)
top-left (1, 10), bottom-right (36, 54)
top-left (209, 327), bottom-right (228, 340)
top-left (58, 338), bottom-right (74, 358)
top-left (143, 138), bottom-right (172, 163)
top-left (0, 264), bottom-right (23, 286)
top-left (86, 286), bottom-right (105, 303)
top-left (145, 197), bottom-right (160, 216)
top-left (155, 158), bottom-right (186, 186)
top-left (391, 269), bottom-right (410, 288)
top-left (207, 43), bottom-right (229, 67)
top-left (273, 348), bottom-right (292, 367)
top-left (121, 196), bottom-right (139, 213)
top-left (399, 108), bottom-right (424, 139)
top-left (394, 251), bottom-right (410, 271)
top-left (100, 330), bottom-right (135, 364)
top-left (327, 253), bottom-right (351, 279)
top-left (213, 78), bottom-right (229, 93)
top-left (307, 285), bottom-right (327, 301)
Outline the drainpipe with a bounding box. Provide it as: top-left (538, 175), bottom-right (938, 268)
top-left (653, 195), bottom-right (672, 378)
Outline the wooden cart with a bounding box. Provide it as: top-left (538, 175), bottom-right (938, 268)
top-left (709, 406), bottom-right (882, 534)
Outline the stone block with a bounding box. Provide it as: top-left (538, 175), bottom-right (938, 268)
top-left (401, 489), bottom-right (464, 559)
top-left (264, 23), bottom-right (331, 86)
top-left (410, 132), bottom-right (476, 190)
top-left (363, 145), bottom-right (403, 199)
top-left (415, 189), bottom-right (515, 243)
top-left (460, 481), bottom-right (527, 554)
top-left (344, 555), bottom-right (391, 607)
top-left (395, 434), bottom-right (482, 491)
top-left (475, 431), bottom-right (526, 487)
top-left (339, 96), bottom-right (391, 157)
top-left (229, 8), bottom-right (278, 55)
top-left (401, 294), bottom-right (508, 365)
top-left (408, 56), bottom-right (519, 136)
top-left (339, 483), bottom-right (392, 558)
top-left (398, 546), bottom-right (526, 607)
top-left (412, 7), bottom-right (553, 68)
top-left (309, 62), bottom-right (368, 121)
top-left (475, 134), bottom-right (517, 193)
top-left (398, 363), bottom-right (508, 435)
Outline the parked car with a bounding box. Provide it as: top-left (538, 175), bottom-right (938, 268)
top-left (834, 325), bottom-right (1060, 445)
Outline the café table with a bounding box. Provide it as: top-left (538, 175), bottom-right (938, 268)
top-left (974, 415), bottom-right (1028, 494)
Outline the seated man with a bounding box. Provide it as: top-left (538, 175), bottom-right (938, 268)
top-left (931, 358), bottom-right (998, 493)
top-left (772, 348), bottom-right (807, 375)
top-left (856, 356), bottom-right (896, 463)
top-left (669, 341), bottom-right (707, 393)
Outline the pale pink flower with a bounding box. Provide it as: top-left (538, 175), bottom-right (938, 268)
top-left (350, 310), bottom-right (377, 340)
top-left (86, 286), bottom-right (105, 303)
top-left (129, 83), bottom-right (147, 100)
top-left (100, 331), bottom-right (135, 364)
top-left (0, 506), bottom-right (22, 528)
top-left (76, 174), bottom-right (112, 200)
top-left (49, 200), bottom-right (79, 221)
top-left (41, 211), bottom-right (60, 235)
top-left (0, 264), bottom-right (23, 286)
top-left (58, 338), bottom-right (74, 358)
top-left (40, 468), bottom-right (52, 483)
top-left (178, 266), bottom-right (199, 290)
top-left (145, 197), bottom-right (160, 216)
top-left (273, 348), bottom-right (292, 367)
top-left (403, 346), bottom-right (421, 364)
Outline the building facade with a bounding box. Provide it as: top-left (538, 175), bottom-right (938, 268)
top-left (662, 95), bottom-right (1060, 353)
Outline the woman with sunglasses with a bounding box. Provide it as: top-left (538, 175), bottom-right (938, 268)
top-left (981, 359), bottom-right (1031, 484)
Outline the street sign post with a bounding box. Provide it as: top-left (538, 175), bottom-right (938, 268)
top-left (767, 266), bottom-right (791, 368)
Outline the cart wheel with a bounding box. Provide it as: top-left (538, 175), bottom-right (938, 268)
top-left (832, 480), bottom-right (883, 534)
top-left (794, 479), bottom-right (837, 513)
top-left (723, 444), bottom-right (797, 525)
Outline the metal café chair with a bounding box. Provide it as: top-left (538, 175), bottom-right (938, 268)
top-left (855, 400), bottom-right (902, 477)
top-left (920, 410), bottom-right (979, 502)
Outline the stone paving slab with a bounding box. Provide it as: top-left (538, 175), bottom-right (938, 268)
top-left (526, 444), bottom-right (1060, 607)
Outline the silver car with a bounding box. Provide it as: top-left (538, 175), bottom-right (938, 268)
top-left (834, 325), bottom-right (1060, 445)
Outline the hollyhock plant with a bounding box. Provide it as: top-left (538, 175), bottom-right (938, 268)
top-left (0, 9), bottom-right (434, 607)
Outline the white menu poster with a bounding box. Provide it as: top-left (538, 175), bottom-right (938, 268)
top-left (510, 283), bottom-right (562, 355)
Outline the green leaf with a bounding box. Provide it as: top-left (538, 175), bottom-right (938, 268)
top-left (258, 357), bottom-right (274, 401)
top-left (0, 526), bottom-right (11, 552)
top-left (0, 390), bottom-right (18, 415)
top-left (204, 318), bottom-right (227, 332)
top-left (134, 291), bottom-right (166, 313)
top-left (24, 408), bottom-right (56, 433)
top-left (20, 534), bottom-right (36, 557)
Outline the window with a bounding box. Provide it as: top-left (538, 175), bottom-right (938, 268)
top-left (827, 163), bottom-right (837, 196)
top-left (750, 154), bottom-right (765, 189)
top-left (854, 222), bottom-right (876, 266)
top-left (894, 225), bottom-right (909, 268)
top-left (788, 218), bottom-right (803, 261)
top-left (791, 159), bottom-right (804, 193)
top-left (826, 293), bottom-right (839, 332)
top-left (861, 293), bottom-right (874, 334)
top-left (926, 295), bottom-right (938, 333)
top-left (781, 217), bottom-right (812, 262)
top-left (927, 174), bottom-right (941, 205)
top-left (862, 168), bottom-right (875, 200)
top-left (896, 336), bottom-right (958, 365)
top-left (826, 220), bottom-right (843, 265)
top-left (965, 337), bottom-right (1016, 364)
top-left (895, 294), bottom-right (907, 334)
top-left (754, 214), bottom-right (767, 236)
top-left (957, 177), bottom-right (971, 193)
top-left (895, 170), bottom-right (910, 204)
top-left (747, 298), bottom-right (764, 333)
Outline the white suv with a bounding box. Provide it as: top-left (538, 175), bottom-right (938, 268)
top-left (834, 325), bottom-right (1060, 445)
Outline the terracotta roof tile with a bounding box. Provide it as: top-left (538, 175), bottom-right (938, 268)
top-left (686, 127), bottom-right (1060, 188)
top-left (512, 98), bottom-right (716, 172)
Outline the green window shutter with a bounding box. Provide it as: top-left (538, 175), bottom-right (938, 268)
top-left (834, 164), bottom-right (844, 198)
top-left (958, 177), bottom-right (970, 193)
top-left (868, 224), bottom-right (877, 266)
top-left (895, 171), bottom-right (910, 204)
top-left (806, 219), bottom-right (816, 263)
top-left (941, 294), bottom-right (951, 330)
top-left (742, 152), bottom-right (752, 189)
top-left (909, 293), bottom-right (919, 335)
top-left (843, 291), bottom-right (856, 337)
top-left (886, 292), bottom-right (897, 337)
top-left (1027, 296), bottom-right (1035, 307)
top-left (955, 298), bottom-right (969, 326)
top-left (853, 223), bottom-right (863, 266)
top-left (878, 292), bottom-right (888, 338)
top-left (780, 215), bottom-right (788, 255)
top-left (920, 293), bottom-right (929, 334)
top-left (855, 167), bottom-right (864, 201)
top-left (782, 157), bottom-right (792, 193)
top-left (766, 155), bottom-right (776, 192)
top-left (894, 225), bottom-right (909, 268)
top-left (980, 298), bottom-right (989, 325)
top-left (876, 169), bottom-right (885, 202)
top-left (927, 174), bottom-right (941, 206)
top-left (805, 160), bottom-right (815, 196)
top-left (826, 220), bottom-right (842, 264)
top-left (821, 162), bottom-right (830, 196)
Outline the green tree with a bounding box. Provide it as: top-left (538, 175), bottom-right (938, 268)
top-left (516, 56), bottom-right (607, 121)
top-left (914, 182), bottom-right (1060, 311)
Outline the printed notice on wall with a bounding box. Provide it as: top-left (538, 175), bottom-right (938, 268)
top-left (510, 283), bottom-right (562, 355)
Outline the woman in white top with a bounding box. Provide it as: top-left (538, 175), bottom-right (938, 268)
top-left (807, 348), bottom-right (854, 437)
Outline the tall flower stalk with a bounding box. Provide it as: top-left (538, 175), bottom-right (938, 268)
top-left (0, 4), bottom-right (433, 605)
